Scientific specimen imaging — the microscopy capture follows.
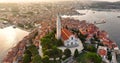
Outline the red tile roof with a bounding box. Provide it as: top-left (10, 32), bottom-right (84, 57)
top-left (102, 41), bottom-right (113, 49)
top-left (61, 28), bottom-right (73, 41)
top-left (112, 43), bottom-right (117, 48)
top-left (79, 28), bottom-right (87, 35)
top-left (102, 41), bottom-right (110, 45)
top-left (98, 49), bottom-right (107, 56)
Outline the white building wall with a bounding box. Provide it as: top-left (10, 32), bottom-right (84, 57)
top-left (64, 35), bottom-right (79, 47)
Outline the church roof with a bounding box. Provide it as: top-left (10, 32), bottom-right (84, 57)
top-left (98, 49), bottom-right (107, 56)
top-left (61, 28), bottom-right (73, 40)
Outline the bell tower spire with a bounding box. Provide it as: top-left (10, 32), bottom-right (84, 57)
top-left (56, 13), bottom-right (61, 40)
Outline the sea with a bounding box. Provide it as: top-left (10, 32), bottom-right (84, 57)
top-left (0, 9), bottom-right (120, 62)
top-left (62, 9), bottom-right (120, 62)
top-left (0, 26), bottom-right (29, 62)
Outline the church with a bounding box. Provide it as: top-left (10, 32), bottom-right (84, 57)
top-left (56, 14), bottom-right (79, 47)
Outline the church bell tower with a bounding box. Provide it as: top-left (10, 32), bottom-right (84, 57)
top-left (56, 13), bottom-right (61, 40)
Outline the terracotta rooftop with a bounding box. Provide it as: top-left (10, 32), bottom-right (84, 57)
top-left (102, 40), bottom-right (115, 49)
top-left (98, 49), bottom-right (107, 56)
top-left (61, 28), bottom-right (73, 41)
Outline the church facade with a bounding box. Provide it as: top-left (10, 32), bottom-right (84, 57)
top-left (56, 14), bottom-right (79, 47)
top-left (61, 29), bottom-right (79, 47)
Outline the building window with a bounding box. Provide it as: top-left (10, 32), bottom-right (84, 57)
top-left (71, 37), bottom-right (73, 40)
top-left (75, 40), bottom-right (77, 41)
top-left (71, 42), bottom-right (73, 45)
top-left (75, 42), bottom-right (76, 44)
top-left (67, 44), bottom-right (69, 46)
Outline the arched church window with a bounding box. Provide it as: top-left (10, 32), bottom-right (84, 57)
top-left (71, 42), bottom-right (73, 45)
top-left (71, 37), bottom-right (73, 40)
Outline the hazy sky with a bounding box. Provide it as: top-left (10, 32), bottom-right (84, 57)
top-left (0, 0), bottom-right (119, 3)
top-left (93, 0), bottom-right (120, 2)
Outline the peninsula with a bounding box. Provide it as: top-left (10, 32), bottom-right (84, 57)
top-left (2, 14), bottom-right (120, 63)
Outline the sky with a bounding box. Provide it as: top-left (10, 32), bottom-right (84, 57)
top-left (0, 0), bottom-right (119, 3)
top-left (93, 0), bottom-right (120, 2)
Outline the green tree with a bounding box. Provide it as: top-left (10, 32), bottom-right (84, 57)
top-left (23, 54), bottom-right (31, 63)
top-left (28, 45), bottom-right (39, 56)
top-left (64, 48), bottom-right (71, 58)
top-left (74, 49), bottom-right (79, 58)
top-left (87, 45), bottom-right (97, 52)
top-left (24, 49), bottom-right (32, 56)
top-left (56, 39), bottom-right (63, 46)
top-left (44, 49), bottom-right (51, 57)
top-left (41, 38), bottom-right (52, 49)
top-left (78, 52), bottom-right (102, 63)
top-left (78, 32), bottom-right (88, 43)
top-left (32, 54), bottom-right (42, 63)
top-left (42, 55), bottom-right (50, 63)
top-left (51, 46), bottom-right (58, 62)
top-left (58, 49), bottom-right (63, 60)
top-left (93, 34), bottom-right (100, 42)
top-left (107, 51), bottom-right (112, 61)
top-left (44, 46), bottom-right (63, 62)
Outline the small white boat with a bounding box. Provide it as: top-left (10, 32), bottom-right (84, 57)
top-left (94, 20), bottom-right (106, 24)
